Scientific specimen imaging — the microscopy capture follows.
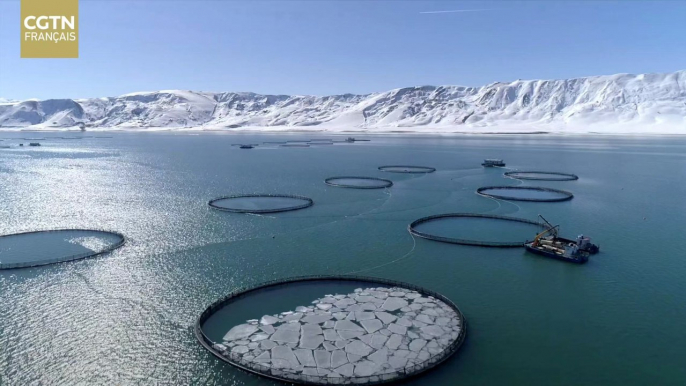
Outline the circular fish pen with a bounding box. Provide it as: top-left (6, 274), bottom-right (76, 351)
top-left (476, 186), bottom-right (574, 202)
top-left (325, 177), bottom-right (393, 189)
top-left (209, 194), bottom-right (314, 214)
top-left (504, 171), bottom-right (578, 181)
top-left (0, 229), bottom-right (125, 269)
top-left (378, 166), bottom-right (436, 174)
top-left (281, 144), bottom-right (311, 148)
top-left (408, 213), bottom-right (545, 247)
top-left (309, 139), bottom-right (334, 145)
top-left (196, 275), bottom-right (466, 385)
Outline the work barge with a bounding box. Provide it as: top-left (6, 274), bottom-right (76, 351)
top-left (482, 159), bottom-right (505, 167)
top-left (524, 216), bottom-right (599, 264)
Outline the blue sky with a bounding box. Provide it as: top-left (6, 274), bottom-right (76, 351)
top-left (1, 0), bottom-right (685, 100)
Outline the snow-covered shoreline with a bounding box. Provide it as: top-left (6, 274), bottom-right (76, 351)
top-left (0, 124), bottom-right (683, 136)
top-left (1, 69), bottom-right (684, 134)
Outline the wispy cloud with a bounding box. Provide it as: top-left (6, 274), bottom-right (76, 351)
top-left (419, 9), bottom-right (495, 14)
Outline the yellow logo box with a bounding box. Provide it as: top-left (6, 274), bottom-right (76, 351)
top-left (21, 0), bottom-right (79, 58)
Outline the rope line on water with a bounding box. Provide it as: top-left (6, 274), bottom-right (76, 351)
top-left (345, 233), bottom-right (417, 275)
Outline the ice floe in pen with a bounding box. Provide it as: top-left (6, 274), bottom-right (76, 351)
top-left (214, 286), bottom-right (462, 381)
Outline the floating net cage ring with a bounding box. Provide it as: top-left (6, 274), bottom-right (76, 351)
top-left (208, 194), bottom-right (314, 214)
top-left (378, 165), bottom-right (436, 174)
top-left (504, 171), bottom-right (579, 181)
top-left (408, 213), bottom-right (546, 248)
top-left (476, 186), bottom-right (574, 202)
top-left (0, 229), bottom-right (126, 270)
top-left (324, 176), bottom-right (394, 189)
top-left (195, 275), bottom-right (467, 385)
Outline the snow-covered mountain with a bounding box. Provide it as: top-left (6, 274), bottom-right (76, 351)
top-left (1, 70), bottom-right (684, 133)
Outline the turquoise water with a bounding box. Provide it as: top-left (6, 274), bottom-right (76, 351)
top-left (1, 132), bottom-right (685, 385)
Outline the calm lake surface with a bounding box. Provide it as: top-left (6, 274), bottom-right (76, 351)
top-left (1, 132), bottom-right (685, 385)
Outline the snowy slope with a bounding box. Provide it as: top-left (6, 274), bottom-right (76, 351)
top-left (1, 70), bottom-right (684, 133)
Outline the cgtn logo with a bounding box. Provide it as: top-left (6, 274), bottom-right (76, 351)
top-left (23, 15), bottom-right (77, 43)
top-left (20, 0), bottom-right (79, 58)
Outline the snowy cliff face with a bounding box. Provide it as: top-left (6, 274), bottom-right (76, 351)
top-left (1, 70), bottom-right (684, 133)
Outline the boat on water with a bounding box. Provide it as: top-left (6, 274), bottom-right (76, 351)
top-left (482, 158), bottom-right (506, 167)
top-left (342, 137), bottom-right (370, 143)
top-left (525, 216), bottom-right (599, 264)
top-left (29, 142), bottom-right (41, 147)
top-left (239, 144), bottom-right (254, 149)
